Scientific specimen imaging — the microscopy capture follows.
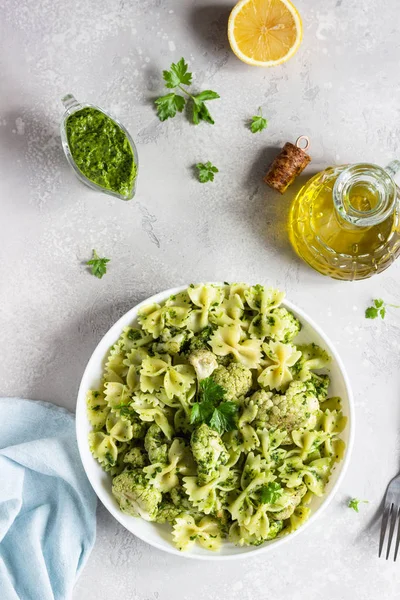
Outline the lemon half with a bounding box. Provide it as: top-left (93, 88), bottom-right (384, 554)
top-left (228, 0), bottom-right (303, 67)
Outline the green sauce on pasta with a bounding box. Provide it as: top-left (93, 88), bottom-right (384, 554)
top-left (86, 283), bottom-right (347, 552)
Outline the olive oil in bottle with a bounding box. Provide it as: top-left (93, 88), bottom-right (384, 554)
top-left (288, 162), bottom-right (400, 280)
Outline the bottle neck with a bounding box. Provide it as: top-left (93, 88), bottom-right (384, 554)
top-left (333, 163), bottom-right (398, 227)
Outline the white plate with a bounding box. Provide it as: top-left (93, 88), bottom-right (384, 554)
top-left (76, 285), bottom-right (355, 560)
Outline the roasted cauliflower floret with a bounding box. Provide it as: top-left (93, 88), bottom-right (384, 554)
top-left (191, 423), bottom-right (229, 484)
top-left (212, 363), bottom-right (253, 401)
top-left (247, 389), bottom-right (274, 430)
top-left (123, 446), bottom-right (149, 468)
top-left (112, 468), bottom-right (162, 520)
top-left (187, 326), bottom-right (214, 353)
top-left (144, 423), bottom-right (169, 464)
top-left (154, 499), bottom-right (183, 524)
top-left (308, 373), bottom-right (330, 401)
top-left (188, 348), bottom-right (218, 381)
top-left (129, 414), bottom-right (148, 439)
top-left (267, 307), bottom-right (301, 343)
top-left (252, 381), bottom-right (319, 433)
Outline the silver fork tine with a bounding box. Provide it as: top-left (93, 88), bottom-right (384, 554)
top-left (386, 504), bottom-right (399, 560)
top-left (379, 502), bottom-right (392, 557)
top-left (394, 512), bottom-right (400, 561)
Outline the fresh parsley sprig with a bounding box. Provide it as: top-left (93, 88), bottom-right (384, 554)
top-left (190, 377), bottom-right (238, 435)
top-left (365, 298), bottom-right (400, 320)
top-left (260, 482), bottom-right (283, 504)
top-left (196, 161), bottom-right (219, 183)
top-left (86, 249), bottom-right (110, 279)
top-left (250, 107), bottom-right (268, 133)
top-left (348, 498), bottom-right (369, 512)
top-left (155, 58), bottom-right (220, 124)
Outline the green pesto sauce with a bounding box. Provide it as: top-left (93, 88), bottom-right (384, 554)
top-left (66, 107), bottom-right (136, 197)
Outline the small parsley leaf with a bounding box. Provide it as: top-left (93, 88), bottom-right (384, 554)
top-left (348, 498), bottom-right (368, 512)
top-left (250, 108), bottom-right (268, 133)
top-left (209, 402), bottom-right (238, 435)
top-left (196, 161), bottom-right (219, 183)
top-left (190, 377), bottom-right (237, 434)
top-left (193, 90), bottom-right (220, 102)
top-left (163, 57), bottom-right (193, 88)
top-left (86, 249), bottom-right (110, 279)
top-left (260, 482), bottom-right (283, 504)
top-left (365, 298), bottom-right (400, 320)
top-left (155, 93), bottom-right (185, 121)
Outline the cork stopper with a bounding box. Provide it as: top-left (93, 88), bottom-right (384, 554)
top-left (264, 136), bottom-right (311, 194)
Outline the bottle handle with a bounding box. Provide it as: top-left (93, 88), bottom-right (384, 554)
top-left (61, 94), bottom-right (80, 113)
top-left (385, 160), bottom-right (400, 181)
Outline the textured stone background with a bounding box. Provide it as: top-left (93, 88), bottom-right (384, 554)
top-left (1, 0), bottom-right (400, 598)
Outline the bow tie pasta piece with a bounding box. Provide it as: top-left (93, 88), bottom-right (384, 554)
top-left (183, 465), bottom-right (231, 514)
top-left (210, 293), bottom-right (245, 327)
top-left (130, 395), bottom-right (173, 440)
top-left (279, 456), bottom-right (332, 496)
top-left (186, 284), bottom-right (224, 332)
top-left (229, 518), bottom-right (283, 546)
top-left (258, 341), bottom-right (302, 391)
top-left (144, 439), bottom-right (194, 492)
top-left (138, 303), bottom-right (166, 338)
top-left (104, 381), bottom-right (131, 409)
top-left (122, 348), bottom-right (149, 391)
top-left (104, 345), bottom-right (128, 383)
top-left (86, 390), bottom-right (110, 430)
top-left (292, 343), bottom-right (331, 382)
top-left (282, 506), bottom-right (311, 535)
top-left (245, 285), bottom-right (285, 314)
top-left (139, 356), bottom-right (170, 393)
top-left (268, 486), bottom-right (308, 521)
top-left (172, 515), bottom-right (222, 551)
top-left (164, 364), bottom-right (196, 400)
top-left (209, 324), bottom-right (262, 369)
top-left (238, 400), bottom-right (259, 452)
top-left (89, 431), bottom-right (118, 468)
top-left (106, 412), bottom-right (134, 442)
top-left (119, 326), bottom-right (154, 353)
top-left (140, 356), bottom-right (196, 401)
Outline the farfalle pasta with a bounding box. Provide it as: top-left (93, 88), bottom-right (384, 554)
top-left (86, 283), bottom-right (347, 552)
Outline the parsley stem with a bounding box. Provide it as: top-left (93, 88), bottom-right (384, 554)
top-left (178, 85), bottom-right (195, 100)
top-left (387, 303), bottom-right (400, 309)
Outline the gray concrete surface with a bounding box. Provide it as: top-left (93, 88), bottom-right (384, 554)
top-left (1, 0), bottom-right (400, 598)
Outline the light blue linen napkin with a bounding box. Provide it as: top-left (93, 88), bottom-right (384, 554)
top-left (0, 398), bottom-right (97, 600)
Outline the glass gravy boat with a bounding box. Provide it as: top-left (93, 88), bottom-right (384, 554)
top-left (60, 94), bottom-right (138, 201)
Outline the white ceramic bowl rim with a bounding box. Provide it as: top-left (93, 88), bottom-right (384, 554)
top-left (76, 284), bottom-right (355, 561)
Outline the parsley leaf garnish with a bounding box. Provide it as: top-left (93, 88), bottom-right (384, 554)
top-left (86, 249), bottom-right (110, 279)
top-left (155, 57), bottom-right (219, 124)
top-left (250, 108), bottom-right (268, 133)
top-left (196, 161), bottom-right (219, 183)
top-left (348, 498), bottom-right (368, 512)
top-left (154, 93), bottom-right (185, 121)
top-left (260, 482), bottom-right (283, 504)
top-left (190, 377), bottom-right (238, 435)
top-left (210, 402), bottom-right (238, 434)
top-left (163, 57), bottom-right (193, 88)
top-left (365, 298), bottom-right (400, 319)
